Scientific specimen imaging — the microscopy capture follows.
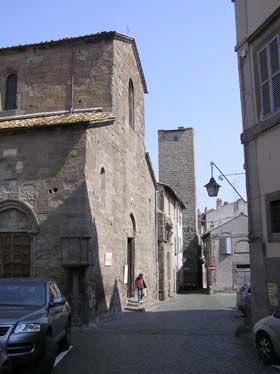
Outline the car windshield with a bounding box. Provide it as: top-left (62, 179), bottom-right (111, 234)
top-left (0, 282), bottom-right (46, 306)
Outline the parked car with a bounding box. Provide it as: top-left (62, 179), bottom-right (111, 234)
top-left (254, 310), bottom-right (280, 364)
top-left (0, 345), bottom-right (11, 374)
top-left (236, 283), bottom-right (251, 314)
top-left (0, 278), bottom-right (71, 374)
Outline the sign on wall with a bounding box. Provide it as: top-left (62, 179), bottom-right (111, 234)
top-left (104, 252), bottom-right (112, 267)
top-left (124, 265), bottom-right (128, 284)
top-left (268, 282), bottom-right (279, 306)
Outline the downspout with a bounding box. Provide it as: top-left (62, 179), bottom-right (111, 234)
top-left (155, 189), bottom-right (159, 299)
top-left (70, 43), bottom-right (75, 112)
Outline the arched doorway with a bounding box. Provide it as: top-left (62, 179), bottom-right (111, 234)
top-left (0, 200), bottom-right (39, 278)
top-left (127, 214), bottom-right (136, 297)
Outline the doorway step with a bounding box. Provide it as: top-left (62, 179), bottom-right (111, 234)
top-left (124, 298), bottom-right (145, 312)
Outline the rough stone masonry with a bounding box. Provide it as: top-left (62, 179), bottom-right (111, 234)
top-left (0, 32), bottom-right (157, 323)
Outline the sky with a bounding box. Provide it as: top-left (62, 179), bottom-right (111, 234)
top-left (0, 0), bottom-right (246, 211)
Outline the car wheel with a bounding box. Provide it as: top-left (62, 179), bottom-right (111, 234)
top-left (256, 332), bottom-right (276, 365)
top-left (58, 323), bottom-right (71, 352)
top-left (32, 335), bottom-right (57, 374)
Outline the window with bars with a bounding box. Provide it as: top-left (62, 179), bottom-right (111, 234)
top-left (5, 74), bottom-right (17, 110)
top-left (258, 35), bottom-right (280, 119)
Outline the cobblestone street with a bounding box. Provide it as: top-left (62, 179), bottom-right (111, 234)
top-left (53, 293), bottom-right (279, 374)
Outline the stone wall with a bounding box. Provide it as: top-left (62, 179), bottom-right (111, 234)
top-left (158, 128), bottom-right (200, 288)
top-left (0, 33), bottom-right (157, 322)
top-left (157, 184), bottom-right (184, 300)
top-left (0, 37), bottom-right (113, 114)
top-left (208, 214), bottom-right (250, 292)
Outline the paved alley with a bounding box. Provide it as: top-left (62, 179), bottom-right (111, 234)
top-left (53, 293), bottom-right (278, 374)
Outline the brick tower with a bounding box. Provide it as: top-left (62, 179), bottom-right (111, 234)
top-left (158, 127), bottom-right (201, 289)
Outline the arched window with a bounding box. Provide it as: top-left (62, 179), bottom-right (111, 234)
top-left (100, 167), bottom-right (105, 208)
top-left (5, 74), bottom-right (17, 110)
top-left (128, 79), bottom-right (134, 129)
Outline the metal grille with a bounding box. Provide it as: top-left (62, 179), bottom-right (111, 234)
top-left (259, 48), bottom-right (269, 83)
top-left (7, 343), bottom-right (34, 355)
top-left (0, 326), bottom-right (10, 336)
top-left (270, 38), bottom-right (280, 75)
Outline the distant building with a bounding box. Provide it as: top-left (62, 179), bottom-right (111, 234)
top-left (0, 32), bottom-right (157, 323)
top-left (233, 1), bottom-right (280, 321)
top-left (158, 127), bottom-right (201, 289)
top-left (157, 182), bottom-right (184, 300)
top-left (202, 199), bottom-right (249, 293)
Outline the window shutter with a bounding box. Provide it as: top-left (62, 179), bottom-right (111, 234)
top-left (259, 48), bottom-right (269, 82)
top-left (258, 36), bottom-right (280, 118)
top-left (220, 237), bottom-right (232, 255)
top-left (261, 83), bottom-right (271, 115)
top-left (269, 38), bottom-right (279, 74)
top-left (259, 47), bottom-right (271, 116)
top-left (272, 73), bottom-right (280, 110)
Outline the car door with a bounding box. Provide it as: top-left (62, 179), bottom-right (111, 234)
top-left (53, 282), bottom-right (68, 334)
top-left (48, 282), bottom-right (63, 338)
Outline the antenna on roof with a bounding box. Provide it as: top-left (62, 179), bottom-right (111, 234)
top-left (127, 25), bottom-right (130, 35)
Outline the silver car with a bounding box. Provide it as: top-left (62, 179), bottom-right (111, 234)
top-left (254, 311), bottom-right (280, 364)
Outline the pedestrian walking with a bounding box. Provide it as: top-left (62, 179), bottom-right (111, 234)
top-left (135, 273), bottom-right (147, 304)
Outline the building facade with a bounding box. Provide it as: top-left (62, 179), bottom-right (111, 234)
top-left (157, 182), bottom-right (184, 300)
top-left (0, 32), bottom-right (157, 323)
top-left (158, 127), bottom-right (201, 289)
top-left (202, 199), bottom-right (249, 293)
top-left (233, 1), bottom-right (280, 321)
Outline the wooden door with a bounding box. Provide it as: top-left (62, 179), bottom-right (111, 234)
top-left (0, 233), bottom-right (31, 278)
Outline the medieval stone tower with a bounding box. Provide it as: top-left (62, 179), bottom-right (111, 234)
top-left (158, 127), bottom-right (201, 289)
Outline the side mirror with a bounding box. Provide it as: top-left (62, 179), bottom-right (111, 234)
top-left (51, 297), bottom-right (66, 306)
top-left (273, 311), bottom-right (280, 319)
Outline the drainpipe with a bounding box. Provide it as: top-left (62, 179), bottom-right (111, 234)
top-left (70, 43), bottom-right (75, 112)
top-left (155, 189), bottom-right (159, 299)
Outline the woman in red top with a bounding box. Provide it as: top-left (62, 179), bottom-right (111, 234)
top-left (135, 273), bottom-right (147, 304)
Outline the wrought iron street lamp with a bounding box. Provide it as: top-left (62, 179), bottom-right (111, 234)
top-left (204, 161), bottom-right (246, 202)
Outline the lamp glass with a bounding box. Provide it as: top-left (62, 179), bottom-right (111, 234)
top-left (204, 177), bottom-right (220, 197)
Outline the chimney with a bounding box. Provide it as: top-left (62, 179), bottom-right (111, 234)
top-left (216, 198), bottom-right (222, 210)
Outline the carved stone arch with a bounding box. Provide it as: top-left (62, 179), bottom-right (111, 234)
top-left (0, 200), bottom-right (38, 278)
top-left (234, 238), bottom-right (249, 254)
top-left (0, 199), bottom-right (39, 234)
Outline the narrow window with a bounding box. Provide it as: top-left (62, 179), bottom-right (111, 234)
top-left (258, 35), bottom-right (280, 119)
top-left (266, 191), bottom-right (280, 241)
top-left (100, 167), bottom-right (105, 208)
top-left (128, 79), bottom-right (134, 129)
top-left (270, 199), bottom-right (280, 233)
top-left (5, 74), bottom-right (17, 110)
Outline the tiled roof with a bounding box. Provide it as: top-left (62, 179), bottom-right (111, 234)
top-left (0, 111), bottom-right (115, 131)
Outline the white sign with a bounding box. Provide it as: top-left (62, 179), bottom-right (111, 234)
top-left (104, 252), bottom-right (112, 267)
top-left (3, 149), bottom-right (17, 157)
top-left (124, 265), bottom-right (128, 284)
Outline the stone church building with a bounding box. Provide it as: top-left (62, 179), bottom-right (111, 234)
top-left (0, 31), bottom-right (157, 323)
